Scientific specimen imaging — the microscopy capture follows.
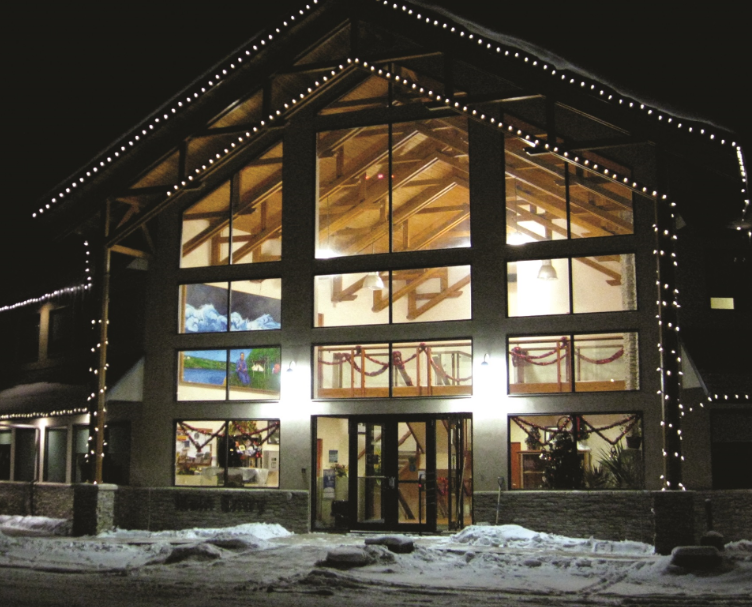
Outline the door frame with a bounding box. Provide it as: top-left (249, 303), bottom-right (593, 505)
top-left (311, 413), bottom-right (472, 533)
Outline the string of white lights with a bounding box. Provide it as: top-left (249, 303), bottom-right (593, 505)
top-left (32, 0), bottom-right (324, 219)
top-left (379, 0), bottom-right (749, 232)
top-left (0, 408), bottom-right (89, 421)
top-left (0, 239), bottom-right (93, 314)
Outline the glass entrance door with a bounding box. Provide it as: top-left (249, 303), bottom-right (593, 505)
top-left (312, 414), bottom-right (471, 532)
top-left (350, 418), bottom-right (436, 532)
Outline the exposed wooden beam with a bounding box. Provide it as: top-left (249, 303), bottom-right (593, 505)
top-left (110, 244), bottom-right (151, 259)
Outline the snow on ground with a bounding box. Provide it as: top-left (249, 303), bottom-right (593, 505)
top-left (0, 517), bottom-right (750, 603)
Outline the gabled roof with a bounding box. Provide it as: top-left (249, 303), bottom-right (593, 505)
top-left (31, 0), bottom-right (749, 237)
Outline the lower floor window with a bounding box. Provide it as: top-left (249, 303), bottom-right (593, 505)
top-left (509, 413), bottom-right (643, 490)
top-left (175, 419), bottom-right (280, 488)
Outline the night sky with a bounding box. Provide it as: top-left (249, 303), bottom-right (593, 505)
top-left (4, 1), bottom-right (749, 281)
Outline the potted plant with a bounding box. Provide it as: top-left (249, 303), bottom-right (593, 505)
top-left (625, 422), bottom-right (642, 449)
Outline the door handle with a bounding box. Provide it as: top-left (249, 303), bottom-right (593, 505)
top-left (389, 476), bottom-right (396, 489)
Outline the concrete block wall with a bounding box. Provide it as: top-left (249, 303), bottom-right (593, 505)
top-left (115, 488), bottom-right (310, 534)
top-left (475, 491), bottom-right (655, 544)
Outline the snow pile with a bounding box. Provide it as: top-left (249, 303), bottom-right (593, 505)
top-left (0, 515), bottom-right (71, 536)
top-left (99, 522), bottom-right (291, 548)
top-left (452, 524), bottom-right (653, 555)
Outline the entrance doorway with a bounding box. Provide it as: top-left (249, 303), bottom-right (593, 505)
top-left (313, 414), bottom-right (472, 532)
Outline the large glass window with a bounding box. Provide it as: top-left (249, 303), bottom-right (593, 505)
top-left (179, 279), bottom-right (281, 333)
top-left (509, 413), bottom-right (643, 490)
top-left (508, 255), bottom-right (636, 316)
top-left (72, 425), bottom-right (89, 483)
top-left (314, 339), bottom-right (472, 399)
top-left (44, 427), bottom-right (67, 483)
top-left (180, 142), bottom-right (282, 267)
top-left (316, 117), bottom-right (470, 258)
top-left (177, 347), bottom-right (281, 401)
top-left (14, 428), bottom-right (37, 482)
top-left (0, 430), bottom-right (11, 480)
top-left (508, 333), bottom-right (639, 394)
top-left (175, 420), bottom-right (280, 488)
top-left (505, 137), bottom-right (633, 243)
top-left (314, 266), bottom-right (470, 327)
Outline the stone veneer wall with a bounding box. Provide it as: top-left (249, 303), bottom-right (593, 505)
top-left (475, 490), bottom-right (752, 554)
top-left (693, 490), bottom-right (752, 543)
top-left (0, 482), bottom-right (75, 519)
top-left (114, 488), bottom-right (310, 535)
top-left (475, 491), bottom-right (655, 544)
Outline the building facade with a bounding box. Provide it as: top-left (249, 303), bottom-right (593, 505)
top-left (1, 0), bottom-right (750, 547)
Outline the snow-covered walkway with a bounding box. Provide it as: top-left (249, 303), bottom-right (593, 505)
top-left (1, 517), bottom-right (750, 606)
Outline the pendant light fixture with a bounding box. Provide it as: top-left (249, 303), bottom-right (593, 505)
top-left (537, 259), bottom-right (558, 280)
top-left (363, 272), bottom-right (384, 290)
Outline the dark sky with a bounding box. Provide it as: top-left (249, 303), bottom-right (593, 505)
top-left (6, 0), bottom-right (750, 225)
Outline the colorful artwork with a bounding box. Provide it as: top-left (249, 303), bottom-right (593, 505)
top-left (183, 282), bottom-right (281, 333)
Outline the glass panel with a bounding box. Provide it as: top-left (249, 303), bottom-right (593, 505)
top-left (314, 273), bottom-right (389, 327)
top-left (44, 428), bottom-right (67, 483)
top-left (507, 259), bottom-right (570, 317)
top-left (225, 420), bottom-right (280, 487)
top-left (179, 283), bottom-right (229, 333)
top-left (357, 422), bottom-right (384, 524)
top-left (228, 348), bottom-right (281, 400)
top-left (397, 421), bottom-right (426, 525)
top-left (177, 350), bottom-right (228, 401)
top-left (508, 336), bottom-right (572, 394)
top-left (19, 313), bottom-right (40, 363)
top-left (509, 414), bottom-right (643, 490)
top-left (14, 428), bottom-right (36, 482)
top-left (230, 279), bottom-right (281, 331)
top-left (506, 138), bottom-right (568, 244)
top-left (314, 417), bottom-right (350, 530)
top-left (573, 333), bottom-right (638, 391)
top-left (175, 420), bottom-right (225, 486)
top-left (72, 426), bottom-right (89, 483)
top-left (319, 76), bottom-right (388, 115)
top-left (180, 181), bottom-right (231, 268)
top-left (572, 254), bottom-right (636, 313)
top-left (314, 344), bottom-right (390, 399)
top-left (317, 125), bottom-right (390, 258)
top-left (392, 340), bottom-right (472, 397)
top-left (569, 166), bottom-right (633, 239)
top-left (233, 143), bottom-right (283, 264)
top-left (48, 308), bottom-right (73, 356)
top-left (0, 431), bottom-right (10, 481)
top-left (103, 424), bottom-right (130, 485)
top-left (392, 266), bottom-right (471, 323)
top-left (392, 117), bottom-right (470, 252)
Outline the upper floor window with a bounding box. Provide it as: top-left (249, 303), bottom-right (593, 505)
top-left (177, 347), bottom-right (281, 401)
top-left (47, 307), bottom-right (73, 356)
top-left (508, 332), bottom-right (639, 394)
top-left (179, 279), bottom-right (281, 333)
top-left (316, 117), bottom-right (470, 258)
top-left (314, 339), bottom-right (472, 399)
top-left (507, 255), bottom-right (636, 317)
top-left (180, 142), bottom-right (282, 267)
top-left (314, 265), bottom-right (471, 327)
top-left (505, 137), bottom-right (634, 243)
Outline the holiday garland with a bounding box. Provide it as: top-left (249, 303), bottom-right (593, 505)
top-left (319, 344), bottom-right (472, 384)
top-left (513, 414), bottom-right (639, 449)
top-left (510, 337), bottom-right (624, 367)
top-left (178, 421), bottom-right (280, 453)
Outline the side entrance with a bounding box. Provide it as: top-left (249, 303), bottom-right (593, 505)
top-left (313, 414), bottom-right (472, 532)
